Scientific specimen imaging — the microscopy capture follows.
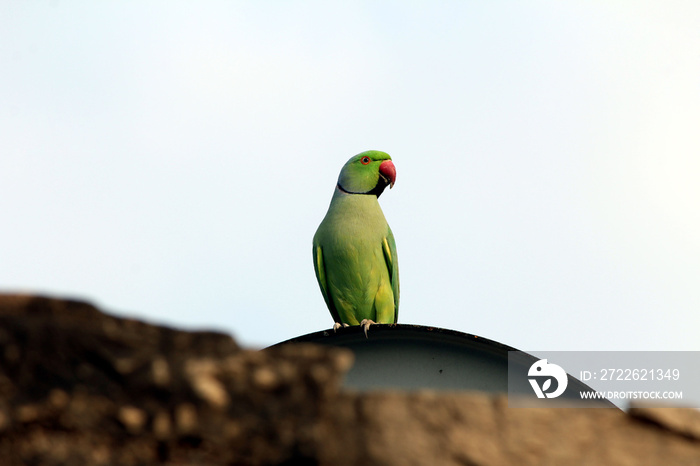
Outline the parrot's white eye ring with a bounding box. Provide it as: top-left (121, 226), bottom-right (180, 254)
top-left (361, 156), bottom-right (371, 165)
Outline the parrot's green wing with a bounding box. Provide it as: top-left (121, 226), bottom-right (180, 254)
top-left (313, 245), bottom-right (342, 323)
top-left (382, 227), bottom-right (400, 323)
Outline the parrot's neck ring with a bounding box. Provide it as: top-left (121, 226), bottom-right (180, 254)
top-left (337, 183), bottom-right (370, 195)
top-left (337, 180), bottom-right (387, 198)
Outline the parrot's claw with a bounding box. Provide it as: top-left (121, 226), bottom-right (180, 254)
top-left (332, 322), bottom-right (349, 332)
top-left (360, 319), bottom-right (376, 338)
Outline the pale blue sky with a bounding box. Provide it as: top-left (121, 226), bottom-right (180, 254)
top-left (2, 1), bottom-right (699, 351)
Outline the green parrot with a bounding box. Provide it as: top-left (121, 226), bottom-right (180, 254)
top-left (313, 150), bottom-right (399, 336)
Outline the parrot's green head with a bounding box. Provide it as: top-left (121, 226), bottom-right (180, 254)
top-left (337, 150), bottom-right (396, 198)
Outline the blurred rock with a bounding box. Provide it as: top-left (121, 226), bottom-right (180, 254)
top-left (0, 294), bottom-right (698, 465)
top-left (629, 403), bottom-right (700, 441)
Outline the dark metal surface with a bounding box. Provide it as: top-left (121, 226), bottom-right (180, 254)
top-left (272, 324), bottom-right (615, 407)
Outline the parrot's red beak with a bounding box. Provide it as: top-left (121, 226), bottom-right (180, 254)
top-left (379, 160), bottom-right (396, 189)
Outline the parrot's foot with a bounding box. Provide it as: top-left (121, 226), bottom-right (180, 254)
top-left (360, 319), bottom-right (376, 338)
top-left (332, 322), bottom-right (349, 332)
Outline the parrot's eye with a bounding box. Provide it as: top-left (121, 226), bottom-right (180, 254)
top-left (361, 156), bottom-right (371, 165)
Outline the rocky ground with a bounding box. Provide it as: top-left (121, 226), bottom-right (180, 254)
top-left (0, 294), bottom-right (698, 465)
